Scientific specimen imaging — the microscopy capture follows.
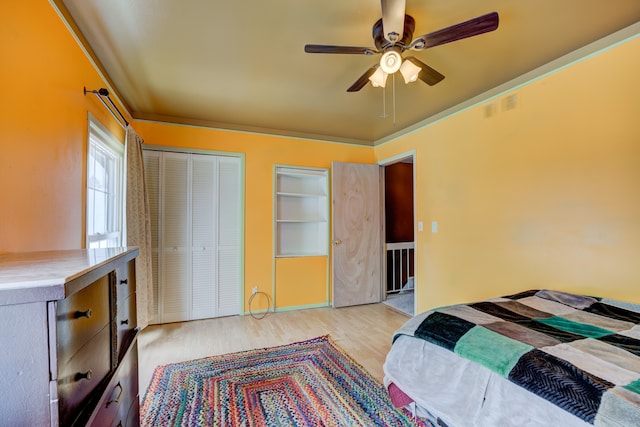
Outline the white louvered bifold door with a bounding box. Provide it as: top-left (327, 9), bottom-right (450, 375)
top-left (161, 152), bottom-right (191, 323)
top-left (143, 150), bottom-right (242, 324)
top-left (191, 154), bottom-right (218, 320)
top-left (217, 156), bottom-right (241, 316)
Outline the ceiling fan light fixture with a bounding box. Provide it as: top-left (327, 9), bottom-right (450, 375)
top-left (379, 50), bottom-right (402, 74)
top-left (399, 59), bottom-right (421, 83)
top-left (369, 67), bottom-right (388, 87)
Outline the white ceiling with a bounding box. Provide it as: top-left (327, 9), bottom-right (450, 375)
top-left (57, 0), bottom-right (640, 145)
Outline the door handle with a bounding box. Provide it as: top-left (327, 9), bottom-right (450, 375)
top-left (333, 239), bottom-right (342, 245)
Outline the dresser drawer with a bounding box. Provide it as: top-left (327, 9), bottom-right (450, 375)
top-left (116, 293), bottom-right (137, 360)
top-left (123, 397), bottom-right (141, 427)
top-left (112, 345), bottom-right (139, 427)
top-left (56, 274), bottom-right (111, 364)
top-left (115, 260), bottom-right (135, 299)
top-left (57, 324), bottom-right (112, 426)
top-left (88, 336), bottom-right (139, 427)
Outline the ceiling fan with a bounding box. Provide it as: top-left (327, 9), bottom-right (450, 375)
top-left (304, 0), bottom-right (499, 92)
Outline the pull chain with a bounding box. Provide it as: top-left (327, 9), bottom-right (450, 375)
top-left (379, 74), bottom-right (396, 124)
top-left (380, 83), bottom-right (387, 119)
top-left (392, 73), bottom-right (396, 127)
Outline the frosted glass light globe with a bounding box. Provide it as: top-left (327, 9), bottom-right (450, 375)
top-left (379, 51), bottom-right (402, 74)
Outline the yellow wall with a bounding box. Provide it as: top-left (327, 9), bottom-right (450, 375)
top-left (375, 35), bottom-right (640, 311)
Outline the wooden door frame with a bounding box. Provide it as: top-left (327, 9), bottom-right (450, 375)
top-left (377, 150), bottom-right (417, 314)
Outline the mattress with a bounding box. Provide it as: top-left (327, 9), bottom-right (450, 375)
top-left (383, 290), bottom-right (640, 427)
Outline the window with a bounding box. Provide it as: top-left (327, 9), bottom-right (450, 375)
top-left (86, 116), bottom-right (124, 248)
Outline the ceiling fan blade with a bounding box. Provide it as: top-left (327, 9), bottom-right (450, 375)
top-left (381, 0), bottom-right (406, 44)
top-left (305, 44), bottom-right (378, 55)
top-left (347, 65), bottom-right (379, 92)
top-left (405, 56), bottom-right (445, 86)
top-left (410, 11), bottom-right (499, 50)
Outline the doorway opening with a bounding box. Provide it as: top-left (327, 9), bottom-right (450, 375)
top-left (381, 155), bottom-right (415, 316)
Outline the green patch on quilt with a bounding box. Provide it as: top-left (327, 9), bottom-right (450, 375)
top-left (454, 326), bottom-right (532, 377)
top-left (535, 316), bottom-right (613, 339)
top-left (624, 379), bottom-right (640, 395)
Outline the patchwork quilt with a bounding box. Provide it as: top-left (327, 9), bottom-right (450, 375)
top-left (393, 290), bottom-right (640, 426)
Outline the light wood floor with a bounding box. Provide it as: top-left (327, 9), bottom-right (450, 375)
top-left (137, 303), bottom-right (411, 396)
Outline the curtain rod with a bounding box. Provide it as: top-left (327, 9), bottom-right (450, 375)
top-left (84, 86), bottom-right (129, 127)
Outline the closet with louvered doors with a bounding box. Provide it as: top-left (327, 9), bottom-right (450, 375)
top-left (144, 149), bottom-right (243, 324)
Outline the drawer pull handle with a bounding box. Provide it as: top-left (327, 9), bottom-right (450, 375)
top-left (74, 308), bottom-right (92, 319)
top-left (75, 370), bottom-right (93, 382)
top-left (121, 319), bottom-right (129, 325)
top-left (106, 382), bottom-right (123, 408)
top-left (119, 278), bottom-right (128, 285)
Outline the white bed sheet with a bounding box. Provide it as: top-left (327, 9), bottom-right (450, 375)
top-left (384, 335), bottom-right (593, 427)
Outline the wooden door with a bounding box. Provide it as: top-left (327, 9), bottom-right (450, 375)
top-left (331, 162), bottom-right (382, 307)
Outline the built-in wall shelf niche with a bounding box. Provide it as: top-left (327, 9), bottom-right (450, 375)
top-left (275, 166), bottom-right (329, 257)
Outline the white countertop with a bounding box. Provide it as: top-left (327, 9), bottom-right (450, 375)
top-left (0, 247), bottom-right (138, 305)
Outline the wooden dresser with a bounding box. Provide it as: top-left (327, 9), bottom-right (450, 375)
top-left (0, 248), bottom-right (140, 426)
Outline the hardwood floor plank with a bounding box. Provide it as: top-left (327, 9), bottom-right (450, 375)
top-left (138, 303), bottom-right (411, 394)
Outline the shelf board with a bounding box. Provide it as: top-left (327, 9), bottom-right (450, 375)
top-left (276, 191), bottom-right (326, 198)
top-left (276, 169), bottom-right (327, 178)
top-left (276, 219), bottom-right (326, 223)
top-left (276, 252), bottom-right (328, 258)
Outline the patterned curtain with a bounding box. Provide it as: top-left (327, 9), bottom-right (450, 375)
top-left (125, 125), bottom-right (153, 329)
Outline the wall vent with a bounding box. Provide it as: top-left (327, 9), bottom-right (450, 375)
top-left (503, 93), bottom-right (518, 111)
top-left (483, 103), bottom-right (497, 118)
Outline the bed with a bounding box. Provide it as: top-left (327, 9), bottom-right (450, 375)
top-left (383, 289), bottom-right (640, 427)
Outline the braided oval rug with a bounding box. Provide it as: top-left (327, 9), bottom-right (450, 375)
top-left (140, 335), bottom-right (431, 426)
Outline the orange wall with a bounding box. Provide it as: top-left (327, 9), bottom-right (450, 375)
top-left (275, 256), bottom-right (328, 308)
top-left (1, 1), bottom-right (126, 252)
top-left (375, 35), bottom-right (640, 311)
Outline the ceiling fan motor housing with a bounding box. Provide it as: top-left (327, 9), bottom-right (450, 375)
top-left (373, 15), bottom-right (416, 51)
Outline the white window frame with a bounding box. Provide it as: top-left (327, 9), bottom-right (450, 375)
top-left (86, 115), bottom-right (124, 249)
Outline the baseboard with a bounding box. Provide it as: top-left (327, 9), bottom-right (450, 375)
top-left (273, 302), bottom-right (330, 312)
